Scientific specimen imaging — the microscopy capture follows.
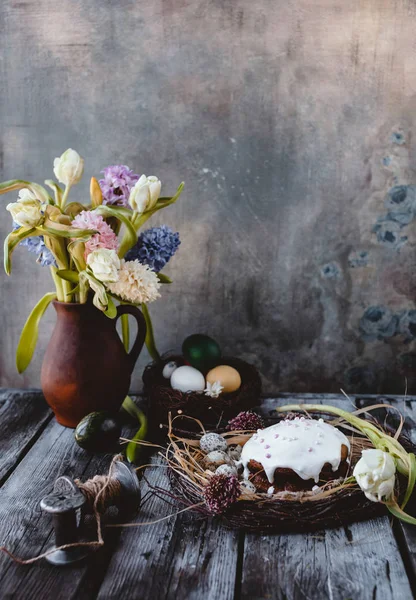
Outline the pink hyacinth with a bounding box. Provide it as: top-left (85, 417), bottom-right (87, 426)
top-left (72, 211), bottom-right (119, 257)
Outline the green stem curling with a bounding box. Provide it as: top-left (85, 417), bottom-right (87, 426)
top-left (141, 303), bottom-right (161, 361)
top-left (276, 403), bottom-right (416, 525)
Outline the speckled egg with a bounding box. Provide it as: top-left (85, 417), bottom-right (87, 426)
top-left (203, 450), bottom-right (230, 471)
top-left (215, 464), bottom-right (238, 477)
top-left (227, 445), bottom-right (242, 461)
top-left (240, 480), bottom-right (257, 494)
top-left (170, 366), bottom-right (205, 393)
top-left (206, 365), bottom-right (241, 394)
top-left (162, 361), bottom-right (178, 379)
top-left (199, 432), bottom-right (228, 454)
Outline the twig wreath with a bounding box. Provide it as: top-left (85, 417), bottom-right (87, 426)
top-left (143, 402), bottom-right (416, 532)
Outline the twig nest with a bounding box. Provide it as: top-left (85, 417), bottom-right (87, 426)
top-left (200, 432), bottom-right (228, 454)
top-left (215, 464), bottom-right (238, 477)
top-left (227, 445), bottom-right (243, 461)
top-left (239, 480), bottom-right (257, 494)
top-left (203, 450), bottom-right (230, 471)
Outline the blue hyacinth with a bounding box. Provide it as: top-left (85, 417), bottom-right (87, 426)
top-left (125, 225), bottom-right (180, 272)
top-left (13, 223), bottom-right (56, 267)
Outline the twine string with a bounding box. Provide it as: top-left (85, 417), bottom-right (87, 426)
top-left (0, 455), bottom-right (122, 565)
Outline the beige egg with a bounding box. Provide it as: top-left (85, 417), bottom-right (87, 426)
top-left (206, 365), bottom-right (241, 393)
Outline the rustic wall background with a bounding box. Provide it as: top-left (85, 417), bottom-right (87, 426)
top-left (1, 0), bottom-right (416, 394)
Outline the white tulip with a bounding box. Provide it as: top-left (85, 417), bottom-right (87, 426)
top-left (128, 175), bottom-right (161, 213)
top-left (18, 188), bottom-right (38, 201)
top-left (353, 449), bottom-right (396, 502)
top-left (86, 248), bottom-right (120, 283)
top-left (53, 149), bottom-right (84, 186)
top-left (6, 199), bottom-right (43, 228)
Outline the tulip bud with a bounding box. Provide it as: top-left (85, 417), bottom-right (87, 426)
top-left (90, 177), bottom-right (103, 207)
top-left (6, 199), bottom-right (43, 228)
top-left (86, 248), bottom-right (120, 283)
top-left (129, 175), bottom-right (161, 213)
top-left (353, 449), bottom-right (396, 502)
top-left (53, 149), bottom-right (84, 187)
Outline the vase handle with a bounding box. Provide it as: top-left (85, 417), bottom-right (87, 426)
top-left (115, 305), bottom-right (147, 373)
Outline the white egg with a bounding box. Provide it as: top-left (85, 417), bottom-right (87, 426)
top-left (170, 365), bottom-right (205, 393)
top-left (162, 361), bottom-right (178, 379)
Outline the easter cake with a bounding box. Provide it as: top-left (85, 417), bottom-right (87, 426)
top-left (241, 417), bottom-right (350, 493)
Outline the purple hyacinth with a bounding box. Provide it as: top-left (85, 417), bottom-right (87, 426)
top-left (125, 225), bottom-right (180, 272)
top-left (99, 165), bottom-right (140, 207)
top-left (17, 232), bottom-right (56, 267)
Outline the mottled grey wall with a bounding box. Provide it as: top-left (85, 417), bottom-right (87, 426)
top-left (1, 0), bottom-right (416, 394)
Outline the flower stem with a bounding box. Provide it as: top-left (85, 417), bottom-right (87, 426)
top-left (141, 303), bottom-right (161, 361)
top-left (60, 183), bottom-right (72, 210)
top-left (121, 313), bottom-right (130, 351)
top-left (49, 266), bottom-right (64, 301)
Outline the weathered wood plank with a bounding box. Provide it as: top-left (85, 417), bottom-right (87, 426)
top-left (0, 389), bottom-right (52, 485)
top-left (96, 453), bottom-right (239, 600)
top-left (0, 414), bottom-right (141, 600)
top-left (0, 394), bottom-right (147, 600)
top-left (242, 517), bottom-right (413, 600)
top-left (241, 395), bottom-right (415, 600)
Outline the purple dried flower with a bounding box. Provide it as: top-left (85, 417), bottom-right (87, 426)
top-left (125, 225), bottom-right (180, 272)
top-left (226, 411), bottom-right (265, 432)
top-left (99, 165), bottom-right (140, 207)
top-left (203, 474), bottom-right (240, 514)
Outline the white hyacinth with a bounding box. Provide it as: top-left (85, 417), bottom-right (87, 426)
top-left (107, 259), bottom-right (161, 304)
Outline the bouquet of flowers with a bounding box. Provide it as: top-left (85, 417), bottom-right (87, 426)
top-left (0, 149), bottom-right (183, 372)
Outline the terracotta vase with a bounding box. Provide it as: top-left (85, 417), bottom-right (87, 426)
top-left (41, 301), bottom-right (146, 428)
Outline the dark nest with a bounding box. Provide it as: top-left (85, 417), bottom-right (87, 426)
top-left (150, 412), bottom-right (415, 534)
top-left (143, 355), bottom-right (262, 438)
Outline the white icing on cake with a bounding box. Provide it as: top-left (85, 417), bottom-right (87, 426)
top-left (241, 417), bottom-right (350, 484)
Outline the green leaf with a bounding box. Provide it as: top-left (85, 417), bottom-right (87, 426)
top-left (45, 180), bottom-right (63, 205)
top-left (103, 295), bottom-right (117, 319)
top-left (56, 269), bottom-right (79, 283)
top-left (94, 205), bottom-right (137, 257)
top-left (386, 499), bottom-right (416, 525)
top-left (64, 202), bottom-right (86, 218)
top-left (122, 397), bottom-right (148, 464)
top-left (39, 224), bottom-right (96, 239)
top-left (4, 227), bottom-right (37, 275)
top-left (0, 180), bottom-right (53, 203)
top-left (401, 453), bottom-right (416, 510)
top-left (141, 303), bottom-right (161, 361)
top-left (157, 273), bottom-right (172, 284)
top-left (133, 182), bottom-right (185, 232)
top-left (16, 292), bottom-right (56, 373)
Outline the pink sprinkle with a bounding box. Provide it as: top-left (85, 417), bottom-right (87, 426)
top-left (274, 434), bottom-right (279, 439)
top-left (253, 435), bottom-right (258, 439)
top-left (308, 447), bottom-right (313, 452)
top-left (260, 438), bottom-right (264, 443)
top-left (264, 444), bottom-right (270, 449)
top-left (266, 453), bottom-right (272, 459)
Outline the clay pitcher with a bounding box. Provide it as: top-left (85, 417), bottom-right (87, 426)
top-left (41, 301), bottom-right (146, 428)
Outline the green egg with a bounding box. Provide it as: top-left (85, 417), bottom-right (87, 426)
top-left (182, 334), bottom-right (221, 373)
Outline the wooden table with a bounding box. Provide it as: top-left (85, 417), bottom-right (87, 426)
top-left (1, 390), bottom-right (416, 600)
